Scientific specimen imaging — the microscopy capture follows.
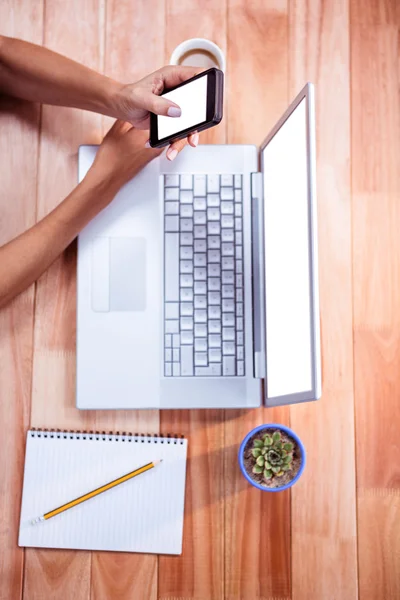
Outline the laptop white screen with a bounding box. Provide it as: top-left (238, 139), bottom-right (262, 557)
top-left (262, 97), bottom-right (314, 399)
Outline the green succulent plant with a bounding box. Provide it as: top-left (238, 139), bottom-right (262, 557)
top-left (251, 431), bottom-right (294, 481)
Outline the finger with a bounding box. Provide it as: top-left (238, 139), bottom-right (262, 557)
top-left (159, 65), bottom-right (206, 90)
top-left (167, 138), bottom-right (188, 161)
top-left (135, 89), bottom-right (182, 118)
top-left (188, 132), bottom-right (199, 147)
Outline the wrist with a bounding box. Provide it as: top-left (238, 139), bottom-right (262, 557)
top-left (81, 169), bottom-right (123, 207)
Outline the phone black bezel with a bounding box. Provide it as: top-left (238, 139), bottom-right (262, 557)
top-left (149, 67), bottom-right (223, 148)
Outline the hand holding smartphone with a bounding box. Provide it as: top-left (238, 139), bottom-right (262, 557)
top-left (149, 67), bottom-right (224, 148)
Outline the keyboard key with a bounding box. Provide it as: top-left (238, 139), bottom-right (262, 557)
top-left (180, 274), bottom-right (193, 287)
top-left (165, 348), bottom-right (172, 361)
top-left (221, 174), bottom-right (233, 186)
top-left (165, 215), bottom-right (179, 232)
top-left (223, 342), bottom-right (235, 356)
top-left (222, 312), bottom-right (235, 326)
top-left (195, 352), bottom-right (208, 367)
top-left (222, 285), bottom-right (234, 298)
top-left (209, 334), bottom-right (221, 348)
top-left (207, 194), bottom-right (220, 207)
top-left (236, 260), bottom-right (243, 274)
top-left (237, 331), bottom-right (244, 345)
top-left (173, 362), bottom-right (180, 376)
top-left (234, 188), bottom-right (242, 202)
top-left (165, 303), bottom-right (179, 319)
top-left (181, 218), bottom-right (193, 232)
top-left (180, 260), bottom-right (193, 274)
top-left (181, 317), bottom-right (194, 330)
top-left (234, 174), bottom-right (242, 188)
top-left (194, 225), bottom-right (206, 238)
top-left (208, 291), bottom-right (221, 305)
top-left (165, 174), bottom-right (179, 187)
top-left (194, 174), bottom-right (206, 196)
top-left (165, 233), bottom-right (179, 302)
top-left (181, 190), bottom-right (193, 203)
top-left (195, 323), bottom-right (207, 337)
top-left (172, 334), bottom-right (180, 348)
top-left (194, 280), bottom-right (207, 294)
top-left (165, 363), bottom-right (172, 376)
top-left (181, 331), bottom-right (194, 344)
top-left (221, 215), bottom-right (234, 228)
top-left (209, 319), bottom-right (221, 333)
top-left (236, 288), bottom-right (243, 302)
top-left (221, 228), bottom-right (234, 242)
top-left (194, 197), bottom-right (206, 210)
top-left (236, 231), bottom-right (243, 245)
top-left (181, 175), bottom-right (193, 189)
top-left (223, 327), bottom-right (235, 341)
top-left (173, 348), bottom-right (180, 362)
top-left (221, 188), bottom-right (234, 201)
top-left (223, 356), bottom-right (236, 375)
top-left (209, 306), bottom-right (221, 320)
top-left (237, 346), bottom-right (244, 360)
top-left (165, 334), bottom-right (172, 348)
top-left (194, 253), bottom-right (206, 267)
top-left (194, 295), bottom-right (207, 309)
top-left (222, 271), bottom-right (234, 284)
top-left (181, 302), bottom-right (194, 316)
top-left (222, 257), bottom-right (234, 270)
top-left (208, 235), bottom-right (220, 249)
top-left (222, 298), bottom-right (235, 312)
top-left (236, 246), bottom-right (243, 259)
top-left (207, 174), bottom-right (220, 193)
top-left (237, 360), bottom-right (244, 376)
top-left (236, 317), bottom-right (243, 330)
top-left (195, 364), bottom-right (222, 376)
top-left (181, 204), bottom-right (193, 218)
top-left (235, 217), bottom-right (242, 231)
top-left (236, 274), bottom-right (243, 287)
top-left (209, 349), bottom-right (222, 363)
top-left (207, 222), bottom-right (220, 236)
top-left (208, 207), bottom-right (220, 221)
top-left (208, 250), bottom-right (221, 263)
top-left (165, 187), bottom-right (179, 200)
top-left (181, 345), bottom-right (194, 376)
top-left (165, 201), bottom-right (179, 214)
top-left (209, 264), bottom-right (221, 277)
top-left (194, 239), bottom-right (207, 252)
top-left (208, 277), bottom-right (220, 291)
top-left (194, 267), bottom-right (206, 280)
top-left (194, 309), bottom-right (207, 323)
top-left (181, 232), bottom-right (193, 245)
top-left (222, 243), bottom-right (234, 256)
top-left (237, 303), bottom-right (243, 317)
top-left (181, 288), bottom-right (193, 301)
top-left (181, 246), bottom-right (193, 259)
top-left (194, 211), bottom-right (206, 225)
top-left (235, 203), bottom-right (242, 217)
top-left (195, 338), bottom-right (207, 352)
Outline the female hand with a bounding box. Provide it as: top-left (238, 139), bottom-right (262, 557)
top-left (111, 66), bottom-right (203, 161)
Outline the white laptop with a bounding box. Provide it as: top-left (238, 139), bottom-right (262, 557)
top-left (76, 83), bottom-right (321, 410)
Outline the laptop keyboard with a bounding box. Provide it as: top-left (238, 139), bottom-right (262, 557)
top-left (163, 173), bottom-right (245, 377)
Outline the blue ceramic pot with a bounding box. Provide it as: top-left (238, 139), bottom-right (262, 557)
top-left (238, 423), bottom-right (306, 492)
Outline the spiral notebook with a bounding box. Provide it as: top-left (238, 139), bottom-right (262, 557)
top-left (18, 430), bottom-right (188, 555)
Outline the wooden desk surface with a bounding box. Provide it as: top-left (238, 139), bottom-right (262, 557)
top-left (1, 1), bottom-right (399, 598)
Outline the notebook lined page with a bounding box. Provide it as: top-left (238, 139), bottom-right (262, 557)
top-left (19, 431), bottom-right (187, 555)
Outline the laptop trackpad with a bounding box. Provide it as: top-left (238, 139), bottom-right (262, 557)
top-left (92, 237), bottom-right (146, 312)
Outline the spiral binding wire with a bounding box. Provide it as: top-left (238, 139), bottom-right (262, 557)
top-left (29, 428), bottom-right (185, 444)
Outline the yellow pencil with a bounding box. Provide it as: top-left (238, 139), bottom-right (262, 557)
top-left (31, 459), bottom-right (163, 525)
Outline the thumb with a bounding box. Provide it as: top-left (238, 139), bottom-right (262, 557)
top-left (135, 89), bottom-right (182, 118)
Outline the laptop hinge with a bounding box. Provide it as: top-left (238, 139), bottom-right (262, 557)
top-left (251, 172), bottom-right (266, 380)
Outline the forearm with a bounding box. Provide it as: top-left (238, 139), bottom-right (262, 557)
top-left (0, 174), bottom-right (118, 308)
top-left (0, 35), bottom-right (121, 116)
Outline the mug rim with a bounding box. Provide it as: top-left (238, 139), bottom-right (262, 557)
top-left (169, 38), bottom-right (226, 72)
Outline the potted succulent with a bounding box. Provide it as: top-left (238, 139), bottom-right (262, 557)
top-left (238, 424), bottom-right (305, 491)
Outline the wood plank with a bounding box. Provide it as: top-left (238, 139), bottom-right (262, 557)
top-left (89, 1), bottom-right (165, 598)
top-left (23, 0), bottom-right (102, 597)
top-left (351, 0), bottom-right (400, 598)
top-left (225, 2), bottom-right (291, 599)
top-left (159, 3), bottom-right (227, 599)
top-left (289, 1), bottom-right (358, 598)
top-left (0, 3), bottom-right (43, 600)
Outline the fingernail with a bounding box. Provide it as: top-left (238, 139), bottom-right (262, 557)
top-left (167, 106), bottom-right (181, 118)
top-left (145, 140), bottom-right (151, 148)
top-left (167, 149), bottom-right (178, 161)
top-left (192, 133), bottom-right (199, 147)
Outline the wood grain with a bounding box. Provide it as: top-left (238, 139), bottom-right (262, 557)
top-left (225, 2), bottom-right (291, 599)
top-left (289, 1), bottom-right (358, 598)
top-left (351, 0), bottom-right (400, 597)
top-left (0, 2), bottom-right (43, 600)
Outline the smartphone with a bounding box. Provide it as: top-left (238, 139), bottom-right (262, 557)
top-left (149, 67), bottom-right (224, 148)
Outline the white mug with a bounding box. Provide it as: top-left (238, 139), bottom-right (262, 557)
top-left (169, 38), bottom-right (226, 73)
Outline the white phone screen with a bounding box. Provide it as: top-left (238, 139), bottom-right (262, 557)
top-left (157, 74), bottom-right (208, 140)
